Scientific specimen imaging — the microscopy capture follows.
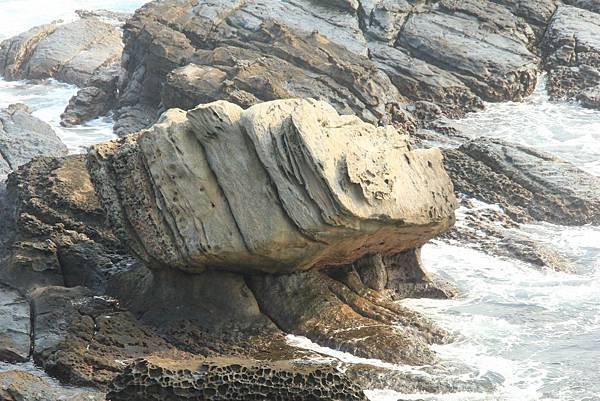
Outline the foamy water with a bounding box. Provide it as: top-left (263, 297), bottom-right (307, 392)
top-left (1, 2), bottom-right (600, 400)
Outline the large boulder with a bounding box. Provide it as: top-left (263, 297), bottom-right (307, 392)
top-left (89, 99), bottom-right (456, 273)
top-left (0, 104), bottom-right (67, 179)
top-left (110, 0), bottom-right (541, 135)
top-left (107, 357), bottom-right (368, 401)
top-left (0, 16), bottom-right (123, 86)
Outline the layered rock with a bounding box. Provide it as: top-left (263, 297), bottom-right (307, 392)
top-left (109, 0), bottom-right (542, 135)
top-left (0, 104), bottom-right (67, 179)
top-left (107, 357), bottom-right (368, 401)
top-left (542, 5), bottom-right (600, 109)
top-left (89, 99), bottom-right (456, 273)
top-left (444, 137), bottom-right (600, 226)
top-left (0, 16), bottom-right (123, 86)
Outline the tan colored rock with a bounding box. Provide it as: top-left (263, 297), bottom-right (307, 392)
top-left (89, 99), bottom-right (456, 273)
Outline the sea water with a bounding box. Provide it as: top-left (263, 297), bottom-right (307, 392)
top-left (1, 2), bottom-right (600, 400)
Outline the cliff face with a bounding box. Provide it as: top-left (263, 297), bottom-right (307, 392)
top-left (88, 99), bottom-right (456, 273)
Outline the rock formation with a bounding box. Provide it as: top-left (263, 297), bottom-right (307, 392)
top-left (0, 16), bottom-right (123, 87)
top-left (0, 285), bottom-right (30, 363)
top-left (89, 99), bottom-right (456, 273)
top-left (104, 0), bottom-right (542, 136)
top-left (543, 5), bottom-right (600, 110)
top-left (107, 357), bottom-right (368, 401)
top-left (0, 104), bottom-right (67, 179)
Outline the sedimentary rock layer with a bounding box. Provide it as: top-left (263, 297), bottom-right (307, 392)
top-left (108, 0), bottom-right (542, 135)
top-left (89, 99), bottom-right (457, 273)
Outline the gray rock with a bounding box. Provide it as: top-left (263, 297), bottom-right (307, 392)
top-left (113, 0), bottom-right (543, 134)
top-left (0, 104), bottom-right (67, 179)
top-left (563, 0), bottom-right (600, 13)
top-left (0, 285), bottom-right (30, 363)
top-left (543, 5), bottom-right (600, 108)
top-left (0, 370), bottom-right (104, 401)
top-left (444, 137), bottom-right (600, 226)
top-left (88, 99), bottom-right (456, 273)
top-left (0, 17), bottom-right (123, 86)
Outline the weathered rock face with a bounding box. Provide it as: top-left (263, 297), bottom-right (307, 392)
top-left (0, 104), bottom-right (67, 179)
top-left (110, 0), bottom-right (542, 135)
top-left (543, 5), bottom-right (600, 109)
top-left (0, 155), bottom-right (125, 292)
top-left (444, 138), bottom-right (600, 226)
top-left (31, 286), bottom-right (173, 388)
top-left (107, 357), bottom-right (368, 401)
top-left (0, 285), bottom-right (30, 363)
top-left (89, 99), bottom-right (456, 273)
top-left (0, 16), bottom-right (123, 86)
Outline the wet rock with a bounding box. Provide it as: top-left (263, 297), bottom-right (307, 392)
top-left (0, 285), bottom-right (30, 363)
top-left (61, 64), bottom-right (124, 126)
top-left (89, 99), bottom-right (456, 273)
top-left (543, 5), bottom-right (600, 109)
top-left (107, 356), bottom-right (368, 401)
top-left (443, 137), bottom-right (600, 226)
top-left (443, 198), bottom-right (577, 273)
top-left (31, 286), bottom-right (173, 388)
top-left (0, 104), bottom-right (67, 179)
top-left (248, 269), bottom-right (448, 365)
top-left (0, 16), bottom-right (123, 86)
top-left (0, 370), bottom-right (104, 401)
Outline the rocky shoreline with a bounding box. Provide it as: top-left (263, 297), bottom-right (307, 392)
top-left (0, 1), bottom-right (599, 400)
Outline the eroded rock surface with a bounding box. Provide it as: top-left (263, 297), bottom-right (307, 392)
top-left (543, 5), bottom-right (600, 109)
top-left (107, 357), bottom-right (368, 401)
top-left (0, 16), bottom-right (123, 86)
top-left (0, 104), bottom-right (67, 179)
top-left (89, 99), bottom-right (456, 273)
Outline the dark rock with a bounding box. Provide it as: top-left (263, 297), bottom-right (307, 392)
top-left (248, 269), bottom-right (448, 365)
top-left (0, 104), bottom-right (67, 179)
top-left (31, 286), bottom-right (173, 388)
top-left (0, 155), bottom-right (122, 292)
top-left (61, 64), bottom-right (124, 126)
top-left (107, 357), bottom-right (368, 401)
top-left (113, 0), bottom-right (542, 135)
top-left (0, 284), bottom-right (30, 363)
top-left (443, 137), bottom-right (600, 226)
top-left (0, 370), bottom-right (104, 401)
top-left (0, 16), bottom-right (123, 86)
top-left (543, 5), bottom-right (600, 109)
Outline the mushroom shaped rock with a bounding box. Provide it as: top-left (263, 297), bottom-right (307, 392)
top-left (88, 99), bottom-right (457, 273)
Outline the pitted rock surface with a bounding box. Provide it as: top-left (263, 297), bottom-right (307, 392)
top-left (107, 357), bottom-right (368, 401)
top-left (88, 99), bottom-right (456, 273)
